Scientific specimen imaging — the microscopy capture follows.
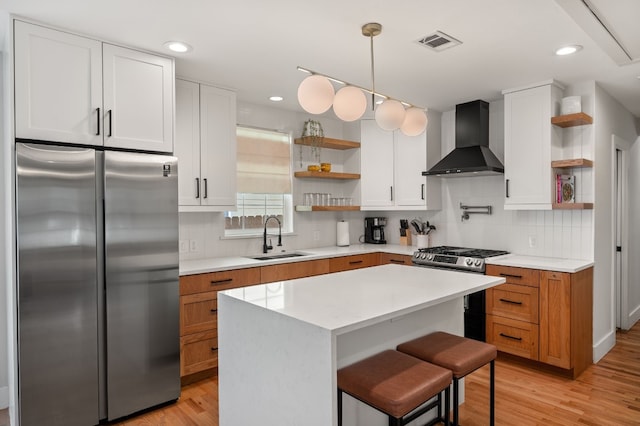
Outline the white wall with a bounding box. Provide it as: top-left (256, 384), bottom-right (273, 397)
top-left (592, 84), bottom-right (639, 361)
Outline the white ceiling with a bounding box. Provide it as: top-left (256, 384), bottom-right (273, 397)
top-left (1, 0), bottom-right (639, 117)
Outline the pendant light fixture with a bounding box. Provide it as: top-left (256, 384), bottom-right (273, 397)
top-left (297, 22), bottom-right (428, 136)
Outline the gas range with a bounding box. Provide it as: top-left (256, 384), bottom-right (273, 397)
top-left (412, 246), bottom-right (509, 273)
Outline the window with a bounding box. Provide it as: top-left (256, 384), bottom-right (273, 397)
top-left (225, 126), bottom-right (293, 236)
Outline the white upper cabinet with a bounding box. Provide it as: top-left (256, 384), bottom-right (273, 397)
top-left (14, 21), bottom-right (103, 145)
top-left (503, 81), bottom-right (563, 210)
top-left (175, 79), bottom-right (237, 211)
top-left (102, 44), bottom-right (174, 152)
top-left (361, 119), bottom-right (440, 211)
top-left (14, 20), bottom-right (174, 153)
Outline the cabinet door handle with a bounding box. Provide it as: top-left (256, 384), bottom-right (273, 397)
top-left (107, 110), bottom-right (113, 137)
top-left (390, 186), bottom-right (393, 201)
top-left (499, 298), bottom-right (523, 305)
top-left (421, 183), bottom-right (425, 200)
top-left (349, 260), bottom-right (363, 265)
top-left (95, 108), bottom-right (101, 135)
top-left (203, 178), bottom-right (208, 199)
top-left (210, 278), bottom-right (233, 286)
top-left (499, 333), bottom-right (522, 341)
top-left (195, 178), bottom-right (200, 199)
top-left (505, 179), bottom-right (510, 198)
top-left (499, 273), bottom-right (523, 279)
top-left (210, 309), bottom-right (217, 314)
top-left (210, 347), bottom-right (218, 352)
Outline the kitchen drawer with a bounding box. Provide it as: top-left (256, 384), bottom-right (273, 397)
top-left (329, 253), bottom-right (379, 273)
top-left (379, 253), bottom-right (413, 266)
top-left (486, 265), bottom-right (540, 288)
top-left (260, 259), bottom-right (330, 283)
top-left (487, 315), bottom-right (539, 360)
top-left (180, 292), bottom-right (217, 336)
top-left (180, 267), bottom-right (261, 295)
top-left (487, 283), bottom-right (539, 324)
top-left (180, 330), bottom-right (218, 376)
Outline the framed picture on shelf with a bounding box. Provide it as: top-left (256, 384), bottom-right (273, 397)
top-left (556, 174), bottom-right (575, 203)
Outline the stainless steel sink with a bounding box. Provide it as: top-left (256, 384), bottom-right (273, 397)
top-left (249, 252), bottom-right (309, 261)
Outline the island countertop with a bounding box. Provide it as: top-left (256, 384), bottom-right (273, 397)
top-left (220, 264), bottom-right (505, 335)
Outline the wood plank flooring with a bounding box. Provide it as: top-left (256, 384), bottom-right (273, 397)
top-left (114, 321), bottom-right (640, 425)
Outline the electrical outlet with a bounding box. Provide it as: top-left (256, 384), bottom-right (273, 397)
top-left (528, 235), bottom-right (537, 248)
top-left (313, 230), bottom-right (320, 241)
top-left (179, 240), bottom-right (189, 253)
top-left (190, 240), bottom-right (199, 252)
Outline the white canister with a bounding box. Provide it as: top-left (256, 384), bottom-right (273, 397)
top-left (337, 220), bottom-right (350, 247)
top-left (561, 96), bottom-right (581, 115)
top-left (416, 234), bottom-right (430, 249)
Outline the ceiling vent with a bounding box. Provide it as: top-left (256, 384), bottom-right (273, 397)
top-left (416, 31), bottom-right (462, 52)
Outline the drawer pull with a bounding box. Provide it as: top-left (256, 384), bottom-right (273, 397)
top-left (210, 347), bottom-right (218, 352)
top-left (499, 298), bottom-right (523, 305)
top-left (389, 259), bottom-right (405, 264)
top-left (499, 333), bottom-right (522, 341)
top-left (211, 278), bottom-right (233, 285)
top-left (499, 273), bottom-right (523, 279)
top-left (349, 260), bottom-right (363, 265)
top-left (210, 309), bottom-right (217, 314)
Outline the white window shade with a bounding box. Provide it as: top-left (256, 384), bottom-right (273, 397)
top-left (237, 127), bottom-right (291, 194)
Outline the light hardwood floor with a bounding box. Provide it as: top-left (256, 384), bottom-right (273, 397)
top-left (115, 321), bottom-right (640, 426)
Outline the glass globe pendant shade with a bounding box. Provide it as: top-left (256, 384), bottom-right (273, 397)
top-left (400, 107), bottom-right (428, 136)
top-left (297, 75), bottom-right (335, 114)
top-left (332, 86), bottom-right (367, 121)
top-left (375, 99), bottom-right (406, 131)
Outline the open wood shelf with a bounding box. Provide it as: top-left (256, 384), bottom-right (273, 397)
top-left (295, 205), bottom-right (360, 212)
top-left (551, 112), bottom-right (593, 128)
top-left (552, 203), bottom-right (593, 210)
top-left (294, 171), bottom-right (360, 180)
top-left (294, 137), bottom-right (360, 150)
top-left (551, 158), bottom-right (593, 168)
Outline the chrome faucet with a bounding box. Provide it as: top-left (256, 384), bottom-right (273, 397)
top-left (263, 215), bottom-right (282, 253)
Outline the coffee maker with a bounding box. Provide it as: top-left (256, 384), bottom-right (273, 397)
top-left (364, 217), bottom-right (386, 244)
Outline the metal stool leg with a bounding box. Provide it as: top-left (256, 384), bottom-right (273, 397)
top-left (490, 360), bottom-right (495, 426)
top-left (444, 385), bottom-right (450, 426)
top-left (452, 377), bottom-right (459, 426)
top-left (338, 389), bottom-right (343, 426)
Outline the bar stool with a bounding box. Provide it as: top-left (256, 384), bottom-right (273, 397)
top-left (397, 332), bottom-right (497, 426)
top-left (337, 349), bottom-right (451, 426)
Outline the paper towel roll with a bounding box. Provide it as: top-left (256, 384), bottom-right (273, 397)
top-left (337, 220), bottom-right (350, 247)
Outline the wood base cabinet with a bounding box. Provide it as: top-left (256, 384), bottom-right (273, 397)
top-left (486, 265), bottom-right (593, 378)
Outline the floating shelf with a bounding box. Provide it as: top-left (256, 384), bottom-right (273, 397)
top-left (295, 205), bottom-right (360, 212)
top-left (553, 203), bottom-right (593, 210)
top-left (294, 137), bottom-right (360, 150)
top-left (551, 158), bottom-right (593, 168)
top-left (551, 112), bottom-right (593, 128)
top-left (294, 171), bottom-right (360, 180)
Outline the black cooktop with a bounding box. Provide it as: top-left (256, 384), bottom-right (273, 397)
top-left (417, 246), bottom-right (509, 259)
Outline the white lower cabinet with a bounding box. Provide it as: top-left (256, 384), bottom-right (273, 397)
top-left (502, 81), bottom-right (563, 209)
top-left (360, 119), bottom-right (440, 210)
top-left (14, 20), bottom-right (174, 153)
top-left (176, 79), bottom-right (237, 211)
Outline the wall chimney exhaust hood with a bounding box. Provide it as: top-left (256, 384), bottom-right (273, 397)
top-left (423, 100), bottom-right (504, 177)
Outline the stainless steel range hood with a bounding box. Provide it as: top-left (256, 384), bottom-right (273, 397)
top-left (423, 100), bottom-right (504, 177)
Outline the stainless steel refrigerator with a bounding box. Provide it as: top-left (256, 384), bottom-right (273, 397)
top-left (16, 142), bottom-right (180, 426)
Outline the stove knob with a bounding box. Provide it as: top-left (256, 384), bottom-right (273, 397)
top-left (426, 254), bottom-right (433, 260)
top-left (465, 258), bottom-right (472, 265)
top-left (474, 259), bottom-right (482, 267)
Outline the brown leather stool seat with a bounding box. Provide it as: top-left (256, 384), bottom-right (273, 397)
top-left (337, 349), bottom-right (451, 426)
top-left (397, 332), bottom-right (497, 426)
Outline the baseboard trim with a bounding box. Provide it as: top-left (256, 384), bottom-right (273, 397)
top-left (0, 386), bottom-right (8, 409)
top-left (627, 305), bottom-right (640, 329)
top-left (593, 329), bottom-right (616, 363)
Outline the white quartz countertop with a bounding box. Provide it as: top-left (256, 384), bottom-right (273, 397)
top-left (219, 264), bottom-right (505, 335)
top-left (179, 244), bottom-right (416, 275)
top-left (486, 254), bottom-right (593, 273)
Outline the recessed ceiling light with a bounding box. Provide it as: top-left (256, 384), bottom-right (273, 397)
top-left (555, 45), bottom-right (582, 56)
top-left (163, 41), bottom-right (192, 53)
top-left (269, 96), bottom-right (284, 102)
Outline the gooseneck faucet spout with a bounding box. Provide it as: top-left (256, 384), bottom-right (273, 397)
top-left (263, 215), bottom-right (282, 253)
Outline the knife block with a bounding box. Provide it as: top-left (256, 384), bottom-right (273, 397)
top-left (399, 230), bottom-right (412, 246)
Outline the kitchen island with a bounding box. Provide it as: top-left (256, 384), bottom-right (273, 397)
top-left (217, 264), bottom-right (505, 426)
